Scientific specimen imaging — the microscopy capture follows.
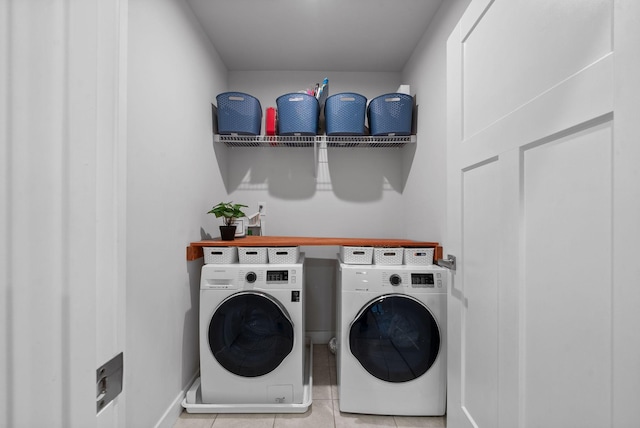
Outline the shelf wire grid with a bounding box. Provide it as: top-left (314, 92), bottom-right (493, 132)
top-left (215, 135), bottom-right (415, 148)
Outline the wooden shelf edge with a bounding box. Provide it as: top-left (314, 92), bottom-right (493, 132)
top-left (186, 245), bottom-right (204, 261)
top-left (434, 245), bottom-right (443, 264)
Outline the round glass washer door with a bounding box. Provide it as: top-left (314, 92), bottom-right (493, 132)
top-left (208, 291), bottom-right (294, 377)
top-left (349, 294), bottom-right (441, 382)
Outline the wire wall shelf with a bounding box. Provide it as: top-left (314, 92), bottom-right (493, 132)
top-left (214, 134), bottom-right (416, 178)
top-left (214, 135), bottom-right (416, 148)
top-left (215, 135), bottom-right (317, 147)
top-left (325, 135), bottom-right (416, 147)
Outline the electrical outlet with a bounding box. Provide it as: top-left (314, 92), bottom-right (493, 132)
top-left (258, 202), bottom-right (266, 216)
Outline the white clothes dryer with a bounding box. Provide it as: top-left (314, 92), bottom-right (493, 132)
top-left (336, 262), bottom-right (447, 415)
top-left (199, 255), bottom-right (305, 405)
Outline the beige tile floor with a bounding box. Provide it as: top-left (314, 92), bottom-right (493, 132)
top-left (173, 344), bottom-right (446, 428)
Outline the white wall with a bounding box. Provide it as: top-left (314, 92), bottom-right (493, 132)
top-left (127, 0), bottom-right (227, 426)
top-left (221, 71), bottom-right (406, 239)
top-left (402, 0), bottom-right (472, 244)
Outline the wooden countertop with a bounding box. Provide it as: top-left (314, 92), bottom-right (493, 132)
top-left (187, 236), bottom-right (442, 261)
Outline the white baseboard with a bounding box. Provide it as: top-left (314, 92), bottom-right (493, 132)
top-left (154, 371), bottom-right (199, 428)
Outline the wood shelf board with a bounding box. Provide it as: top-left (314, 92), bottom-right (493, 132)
top-left (186, 236), bottom-right (442, 261)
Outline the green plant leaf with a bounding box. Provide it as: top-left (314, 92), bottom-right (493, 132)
top-left (207, 201), bottom-right (248, 226)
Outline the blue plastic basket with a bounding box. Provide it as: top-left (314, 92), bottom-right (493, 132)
top-left (324, 93), bottom-right (367, 136)
top-left (367, 93), bottom-right (413, 136)
top-left (276, 93), bottom-right (319, 136)
top-left (216, 92), bottom-right (262, 135)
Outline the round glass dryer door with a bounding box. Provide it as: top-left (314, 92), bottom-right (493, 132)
top-left (208, 291), bottom-right (294, 377)
top-left (349, 294), bottom-right (440, 382)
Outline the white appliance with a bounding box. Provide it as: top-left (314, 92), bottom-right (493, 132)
top-left (337, 262), bottom-right (447, 415)
top-left (199, 255), bottom-right (305, 405)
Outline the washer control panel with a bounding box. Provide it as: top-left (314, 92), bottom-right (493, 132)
top-left (200, 255), bottom-right (304, 290)
top-left (266, 270), bottom-right (289, 283)
top-left (412, 271), bottom-right (445, 289)
top-left (379, 270), bottom-right (446, 290)
top-left (411, 273), bottom-right (435, 287)
top-left (239, 268), bottom-right (299, 288)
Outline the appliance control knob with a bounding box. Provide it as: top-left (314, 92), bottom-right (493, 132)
top-left (245, 272), bottom-right (257, 283)
top-left (390, 274), bottom-right (402, 286)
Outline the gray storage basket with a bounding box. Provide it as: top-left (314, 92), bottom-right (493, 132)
top-left (276, 93), bottom-right (319, 136)
top-left (216, 92), bottom-right (262, 135)
top-left (367, 92), bottom-right (413, 136)
top-left (324, 92), bottom-right (367, 136)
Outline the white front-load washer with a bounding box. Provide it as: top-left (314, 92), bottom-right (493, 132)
top-left (337, 262), bottom-right (447, 415)
top-left (199, 255), bottom-right (305, 405)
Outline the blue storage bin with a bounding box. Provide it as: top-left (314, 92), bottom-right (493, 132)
top-left (367, 93), bottom-right (413, 136)
top-left (324, 93), bottom-right (367, 136)
top-left (216, 92), bottom-right (262, 135)
top-left (276, 93), bottom-right (319, 136)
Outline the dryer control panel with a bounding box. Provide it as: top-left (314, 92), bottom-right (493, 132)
top-left (339, 263), bottom-right (447, 293)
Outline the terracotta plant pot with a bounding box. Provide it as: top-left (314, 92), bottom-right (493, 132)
top-left (219, 225), bottom-right (236, 241)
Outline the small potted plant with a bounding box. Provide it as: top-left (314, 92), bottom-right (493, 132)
top-left (207, 201), bottom-right (248, 241)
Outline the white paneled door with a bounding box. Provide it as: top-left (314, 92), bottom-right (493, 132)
top-left (446, 1), bottom-right (640, 427)
top-left (1, 1), bottom-right (127, 427)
